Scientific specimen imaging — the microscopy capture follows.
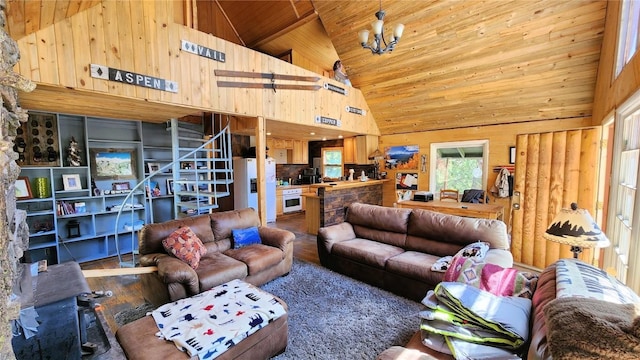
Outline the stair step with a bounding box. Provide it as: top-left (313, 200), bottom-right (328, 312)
top-left (175, 191), bottom-right (231, 198)
top-left (176, 201), bottom-right (220, 210)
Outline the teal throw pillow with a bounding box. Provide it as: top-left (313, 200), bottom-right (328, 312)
top-left (232, 226), bottom-right (261, 249)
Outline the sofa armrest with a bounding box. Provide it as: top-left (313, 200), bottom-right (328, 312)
top-left (258, 227), bottom-right (295, 252)
top-left (318, 222), bottom-right (356, 251)
top-left (484, 248), bottom-right (514, 268)
top-left (140, 252), bottom-right (199, 295)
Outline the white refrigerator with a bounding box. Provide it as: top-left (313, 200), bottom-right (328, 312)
top-left (233, 157), bottom-right (277, 223)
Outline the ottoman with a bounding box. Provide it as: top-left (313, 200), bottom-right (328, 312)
top-left (116, 280), bottom-right (288, 360)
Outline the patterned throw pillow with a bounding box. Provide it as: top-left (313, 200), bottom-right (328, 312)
top-left (162, 226), bottom-right (207, 269)
top-left (232, 226), bottom-right (262, 249)
top-left (431, 256), bottom-right (453, 273)
top-left (444, 256), bottom-right (539, 299)
top-left (454, 241), bottom-right (490, 261)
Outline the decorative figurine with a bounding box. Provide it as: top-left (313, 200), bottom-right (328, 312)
top-left (67, 137), bottom-right (82, 166)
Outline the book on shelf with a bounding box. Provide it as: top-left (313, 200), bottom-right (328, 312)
top-left (57, 201), bottom-right (77, 215)
top-left (74, 202), bottom-right (86, 214)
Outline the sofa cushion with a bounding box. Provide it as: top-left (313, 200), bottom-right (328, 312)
top-left (232, 226), bottom-right (261, 249)
top-left (139, 213), bottom-right (214, 255)
top-left (406, 209), bottom-right (510, 253)
top-left (225, 244), bottom-right (284, 275)
top-left (196, 252), bottom-right (248, 291)
top-left (346, 203), bottom-right (411, 247)
top-left (162, 226), bottom-right (208, 269)
top-left (332, 239), bottom-right (405, 268)
top-left (386, 251), bottom-right (445, 285)
top-left (210, 208), bottom-right (261, 241)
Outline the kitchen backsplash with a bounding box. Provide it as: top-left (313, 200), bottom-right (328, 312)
top-left (276, 164), bottom-right (376, 183)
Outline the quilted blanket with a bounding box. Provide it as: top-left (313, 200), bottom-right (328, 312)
top-left (152, 279), bottom-right (286, 359)
top-left (420, 282), bottom-right (531, 359)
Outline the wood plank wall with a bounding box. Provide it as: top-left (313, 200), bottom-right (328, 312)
top-left (13, 0), bottom-right (378, 137)
top-left (378, 118), bottom-right (594, 229)
top-left (511, 128), bottom-right (601, 269)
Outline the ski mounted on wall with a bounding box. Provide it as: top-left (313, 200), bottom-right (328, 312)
top-left (214, 70), bottom-right (320, 82)
top-left (217, 81), bottom-right (321, 91)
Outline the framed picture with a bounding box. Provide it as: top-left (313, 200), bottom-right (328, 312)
top-left (15, 176), bottom-right (33, 200)
top-left (147, 162), bottom-right (160, 173)
top-left (112, 182), bottom-right (131, 191)
top-left (166, 179), bottom-right (174, 195)
top-left (509, 146), bottom-right (516, 164)
top-left (90, 148), bottom-right (137, 180)
top-left (62, 174), bottom-right (82, 191)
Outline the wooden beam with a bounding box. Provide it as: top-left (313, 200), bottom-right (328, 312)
top-left (82, 266), bottom-right (158, 278)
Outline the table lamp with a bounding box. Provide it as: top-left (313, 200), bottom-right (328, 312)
top-left (543, 202), bottom-right (610, 258)
top-left (368, 149), bottom-right (384, 180)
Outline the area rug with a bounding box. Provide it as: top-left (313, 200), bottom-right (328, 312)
top-left (115, 259), bottom-right (424, 359)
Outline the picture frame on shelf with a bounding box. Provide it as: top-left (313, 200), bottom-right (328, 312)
top-left (15, 176), bottom-right (33, 200)
top-left (166, 179), bottom-right (174, 195)
top-left (90, 148), bottom-right (137, 180)
top-left (112, 182), bottom-right (131, 191)
top-left (147, 162), bottom-right (160, 173)
top-left (509, 146), bottom-right (516, 164)
top-left (62, 174), bottom-right (82, 191)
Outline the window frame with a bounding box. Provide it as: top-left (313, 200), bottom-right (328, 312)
top-left (321, 147), bottom-right (344, 180)
top-left (615, 0), bottom-right (640, 77)
top-left (429, 140), bottom-right (489, 196)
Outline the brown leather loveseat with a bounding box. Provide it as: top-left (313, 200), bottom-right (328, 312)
top-left (317, 202), bottom-right (513, 301)
top-left (138, 207), bottom-right (295, 306)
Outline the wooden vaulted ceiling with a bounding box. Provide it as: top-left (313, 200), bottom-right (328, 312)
top-left (5, 0), bottom-right (607, 136)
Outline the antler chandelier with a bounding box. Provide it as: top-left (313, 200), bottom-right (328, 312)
top-left (358, 0), bottom-right (405, 55)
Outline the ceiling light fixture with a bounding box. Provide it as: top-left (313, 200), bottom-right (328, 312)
top-left (358, 0), bottom-right (404, 55)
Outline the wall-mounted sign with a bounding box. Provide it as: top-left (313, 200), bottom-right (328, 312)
top-left (181, 40), bottom-right (226, 63)
top-left (346, 106), bottom-right (366, 116)
top-left (90, 64), bottom-right (178, 93)
top-left (324, 82), bottom-right (348, 95)
top-left (315, 116), bottom-right (341, 127)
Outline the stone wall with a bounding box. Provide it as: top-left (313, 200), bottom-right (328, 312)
top-left (0, 0), bottom-right (36, 358)
top-left (318, 184), bottom-right (383, 227)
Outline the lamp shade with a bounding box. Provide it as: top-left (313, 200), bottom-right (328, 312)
top-left (543, 203), bottom-right (610, 249)
top-left (358, 29), bottom-right (370, 44)
top-left (368, 148), bottom-right (384, 160)
top-left (393, 23), bottom-right (405, 39)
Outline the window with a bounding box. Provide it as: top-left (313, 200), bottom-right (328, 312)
top-left (322, 147), bottom-right (343, 179)
top-left (615, 0), bottom-right (640, 77)
top-left (604, 89), bottom-right (640, 292)
top-left (429, 140), bottom-right (488, 196)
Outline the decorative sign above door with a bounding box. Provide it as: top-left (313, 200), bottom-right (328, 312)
top-left (324, 83), bottom-right (348, 95)
top-left (90, 64), bottom-right (178, 93)
top-left (315, 116), bottom-right (341, 127)
top-left (346, 106), bottom-right (366, 116)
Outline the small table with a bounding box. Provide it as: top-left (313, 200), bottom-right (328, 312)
top-left (396, 200), bottom-right (504, 221)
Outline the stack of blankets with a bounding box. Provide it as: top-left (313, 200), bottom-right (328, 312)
top-left (419, 282), bottom-right (531, 359)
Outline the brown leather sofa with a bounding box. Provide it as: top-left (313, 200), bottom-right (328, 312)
top-left (317, 202), bottom-right (513, 301)
top-left (138, 207), bottom-right (295, 306)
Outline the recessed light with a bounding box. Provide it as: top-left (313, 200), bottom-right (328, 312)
top-left (310, 132), bottom-right (315, 136)
top-left (266, 132), bottom-right (271, 136)
top-left (338, 135), bottom-right (343, 139)
top-left (322, 137), bottom-right (327, 141)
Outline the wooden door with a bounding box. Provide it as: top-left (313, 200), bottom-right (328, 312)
top-left (510, 128), bottom-right (601, 269)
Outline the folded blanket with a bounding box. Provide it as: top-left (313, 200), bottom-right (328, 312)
top-left (544, 296), bottom-right (640, 360)
top-left (420, 283), bottom-right (531, 351)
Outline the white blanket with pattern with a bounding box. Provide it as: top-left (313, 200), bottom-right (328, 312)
top-left (152, 279), bottom-right (286, 359)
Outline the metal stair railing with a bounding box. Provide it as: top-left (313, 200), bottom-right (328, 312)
top-left (114, 116), bottom-right (233, 268)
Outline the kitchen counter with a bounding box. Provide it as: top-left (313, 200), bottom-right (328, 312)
top-left (309, 179), bottom-right (387, 191)
top-left (305, 179), bottom-right (388, 234)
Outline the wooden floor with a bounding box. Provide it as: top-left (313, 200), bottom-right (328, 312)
top-left (81, 212), bottom-right (317, 334)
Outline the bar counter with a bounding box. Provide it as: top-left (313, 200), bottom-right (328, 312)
top-left (304, 179), bottom-right (388, 234)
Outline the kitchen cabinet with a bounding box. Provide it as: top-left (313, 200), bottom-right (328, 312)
top-left (276, 188), bottom-right (283, 216)
top-left (343, 138), bottom-right (356, 164)
top-left (343, 135), bottom-right (378, 164)
top-left (291, 140), bottom-right (308, 164)
top-left (267, 138), bottom-right (308, 164)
